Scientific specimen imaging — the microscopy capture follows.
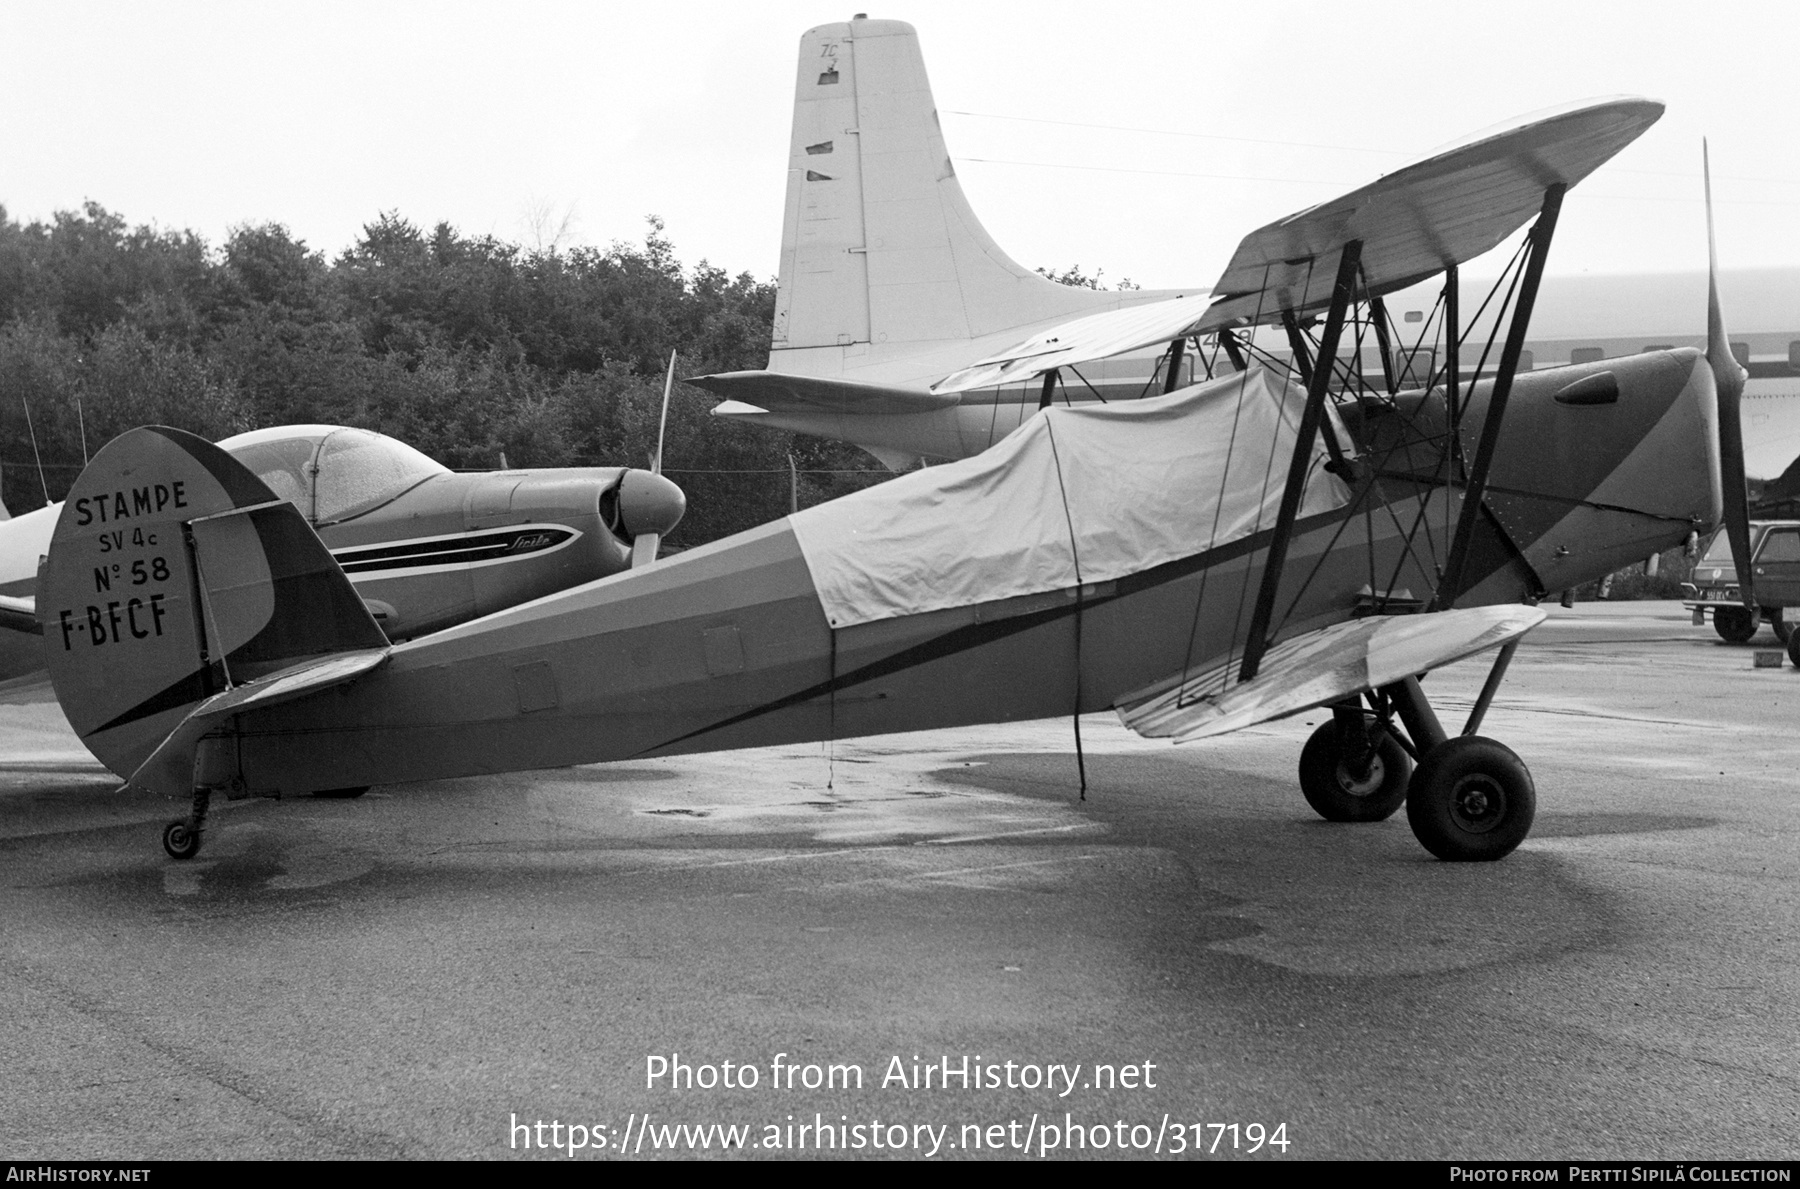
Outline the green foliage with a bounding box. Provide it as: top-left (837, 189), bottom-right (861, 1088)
top-left (1570, 545), bottom-right (1698, 602)
top-left (1035, 264), bottom-right (1140, 291)
top-left (0, 203), bottom-right (885, 542)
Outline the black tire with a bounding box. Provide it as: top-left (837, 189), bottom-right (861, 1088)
top-left (1714, 605), bottom-right (1757, 643)
top-left (1787, 628), bottom-right (1800, 669)
top-left (1766, 608), bottom-right (1793, 645)
top-left (1405, 736), bottom-right (1535, 861)
top-left (1298, 721), bottom-right (1412, 822)
top-left (162, 820), bottom-right (202, 860)
top-left (312, 786), bottom-right (370, 799)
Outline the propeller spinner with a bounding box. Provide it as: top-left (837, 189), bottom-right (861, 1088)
top-left (1705, 141), bottom-right (1755, 611)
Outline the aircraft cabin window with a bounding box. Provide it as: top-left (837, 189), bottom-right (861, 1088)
top-left (226, 436), bottom-right (317, 509)
top-left (1758, 530), bottom-right (1800, 564)
top-left (1570, 347), bottom-right (1605, 365)
top-left (313, 429), bottom-right (450, 524)
top-left (219, 425), bottom-right (450, 526)
top-left (1403, 310), bottom-right (1423, 323)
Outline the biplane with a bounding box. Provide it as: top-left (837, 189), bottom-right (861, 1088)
top-left (25, 64), bottom-right (1753, 867)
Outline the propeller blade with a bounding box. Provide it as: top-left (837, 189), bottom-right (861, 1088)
top-left (630, 532), bottom-right (660, 568)
top-left (1705, 140), bottom-right (1755, 610)
top-left (652, 349), bottom-right (676, 476)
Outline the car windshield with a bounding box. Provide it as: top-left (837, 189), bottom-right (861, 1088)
top-left (219, 425), bottom-right (450, 524)
top-left (1699, 532), bottom-right (1735, 564)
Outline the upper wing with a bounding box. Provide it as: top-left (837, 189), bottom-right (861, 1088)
top-left (688, 370), bottom-right (961, 416)
top-left (1116, 605), bottom-right (1545, 743)
top-left (931, 97), bottom-right (1662, 395)
top-left (1200, 97), bottom-right (1663, 329)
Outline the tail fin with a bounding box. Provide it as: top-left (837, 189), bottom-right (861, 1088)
top-left (772, 18), bottom-right (1113, 368)
top-left (39, 426), bottom-right (385, 779)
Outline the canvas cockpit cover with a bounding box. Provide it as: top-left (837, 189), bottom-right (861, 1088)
top-left (788, 368), bottom-right (1351, 628)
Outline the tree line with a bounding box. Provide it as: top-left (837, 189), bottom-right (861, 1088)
top-left (0, 203), bottom-right (889, 544)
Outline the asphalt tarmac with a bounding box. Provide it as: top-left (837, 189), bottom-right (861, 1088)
top-left (2, 601), bottom-right (1796, 1161)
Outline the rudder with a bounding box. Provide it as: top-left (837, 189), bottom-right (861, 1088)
top-left (40, 426), bottom-right (385, 779)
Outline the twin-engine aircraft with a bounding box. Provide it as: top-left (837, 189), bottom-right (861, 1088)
top-left (0, 422), bottom-right (684, 657)
top-left (26, 87), bottom-right (1747, 868)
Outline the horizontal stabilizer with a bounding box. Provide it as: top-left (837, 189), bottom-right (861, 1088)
top-left (1117, 605), bottom-right (1545, 743)
top-left (932, 294), bottom-right (1210, 394)
top-left (0, 594), bottom-right (39, 635)
top-left (691, 370), bottom-right (961, 416)
top-left (128, 647), bottom-right (390, 798)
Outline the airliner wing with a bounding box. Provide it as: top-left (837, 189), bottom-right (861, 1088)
top-left (931, 97), bottom-right (1662, 394)
top-left (1116, 605), bottom-right (1545, 743)
top-left (690, 370), bottom-right (961, 415)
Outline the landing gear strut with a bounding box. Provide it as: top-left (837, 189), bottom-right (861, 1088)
top-left (162, 785), bottom-right (212, 861)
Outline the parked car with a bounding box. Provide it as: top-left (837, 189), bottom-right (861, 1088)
top-left (1681, 520), bottom-right (1800, 643)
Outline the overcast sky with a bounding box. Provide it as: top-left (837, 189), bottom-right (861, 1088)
top-left (6, 0), bottom-right (1798, 289)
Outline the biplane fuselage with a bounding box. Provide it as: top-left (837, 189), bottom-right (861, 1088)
top-left (107, 347), bottom-right (1712, 798)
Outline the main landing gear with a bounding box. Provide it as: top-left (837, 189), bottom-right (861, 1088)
top-left (1297, 645), bottom-right (1535, 861)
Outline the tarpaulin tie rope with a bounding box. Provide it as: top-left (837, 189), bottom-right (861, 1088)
top-left (1044, 417), bottom-right (1087, 800)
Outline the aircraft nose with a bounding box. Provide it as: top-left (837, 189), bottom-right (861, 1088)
top-left (1582, 350), bottom-right (1722, 530)
top-left (613, 470), bottom-right (687, 540)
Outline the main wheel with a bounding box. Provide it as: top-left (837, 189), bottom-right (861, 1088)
top-left (1405, 736), bottom-right (1535, 861)
top-left (162, 820), bottom-right (202, 860)
top-left (312, 786), bottom-right (370, 799)
top-left (1766, 608), bottom-right (1793, 645)
top-left (1298, 721), bottom-right (1412, 822)
top-left (1714, 605), bottom-right (1757, 643)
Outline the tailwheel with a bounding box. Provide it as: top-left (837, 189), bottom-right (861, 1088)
top-left (161, 785), bottom-right (212, 861)
top-left (162, 820), bottom-right (202, 860)
top-left (1405, 736), bottom-right (1535, 861)
top-left (1298, 720), bottom-right (1411, 822)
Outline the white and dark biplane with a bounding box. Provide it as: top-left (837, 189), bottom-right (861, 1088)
top-left (0, 417), bottom-right (684, 660)
top-left (22, 59), bottom-right (1755, 867)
